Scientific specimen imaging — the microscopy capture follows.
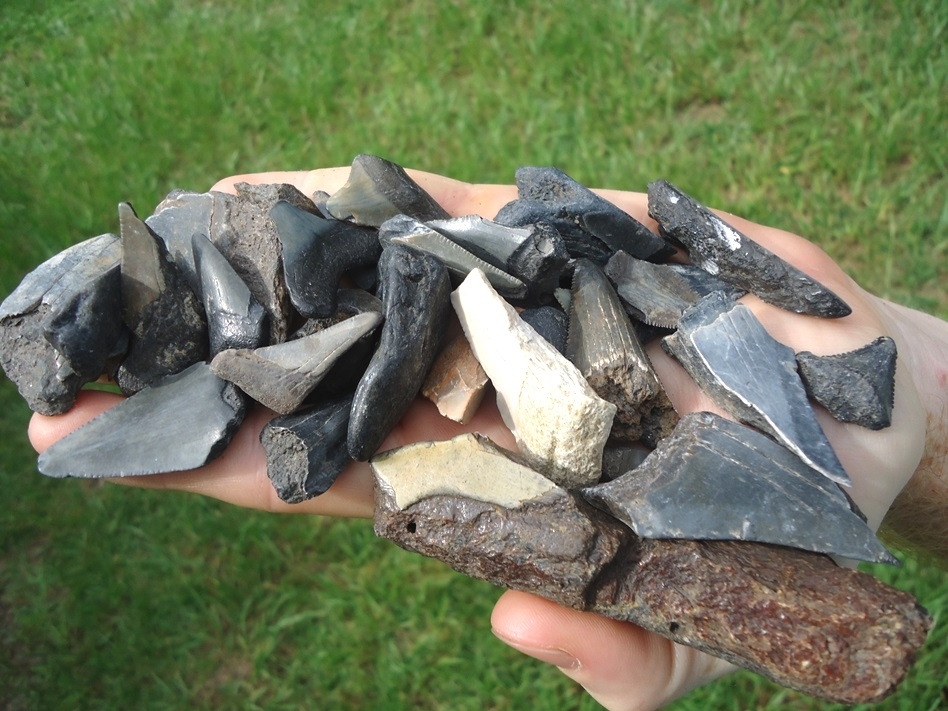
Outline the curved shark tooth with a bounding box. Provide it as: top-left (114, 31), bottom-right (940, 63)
top-left (271, 199), bottom-right (382, 319)
top-left (581, 412), bottom-right (896, 564)
top-left (647, 180), bottom-right (851, 318)
top-left (116, 202), bottom-right (207, 395)
top-left (0, 233), bottom-right (126, 414)
top-left (347, 244), bottom-right (452, 461)
top-left (494, 197), bottom-right (614, 263)
top-left (519, 305), bottom-right (569, 355)
top-left (663, 292), bottom-right (851, 485)
top-left (37, 362), bottom-right (246, 478)
top-left (428, 214), bottom-right (532, 265)
top-left (452, 268), bottom-right (616, 488)
top-left (567, 259), bottom-right (678, 446)
top-left (421, 332), bottom-right (489, 424)
top-left (260, 395), bottom-right (353, 503)
top-left (191, 232), bottom-right (269, 356)
top-left (797, 336), bottom-right (897, 430)
top-left (210, 311), bottom-right (382, 415)
top-left (514, 166), bottom-right (675, 262)
top-left (325, 154), bottom-right (450, 227)
top-left (605, 250), bottom-right (746, 328)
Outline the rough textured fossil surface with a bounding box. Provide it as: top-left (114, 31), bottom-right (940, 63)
top-left (421, 333), bottom-right (488, 424)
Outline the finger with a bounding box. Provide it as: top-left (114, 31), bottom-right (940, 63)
top-left (491, 590), bottom-right (732, 711)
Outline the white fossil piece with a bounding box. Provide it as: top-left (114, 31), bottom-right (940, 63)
top-left (452, 269), bottom-right (616, 488)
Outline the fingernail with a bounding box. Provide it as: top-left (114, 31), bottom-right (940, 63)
top-left (492, 631), bottom-right (581, 670)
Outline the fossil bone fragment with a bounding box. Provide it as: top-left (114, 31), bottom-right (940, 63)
top-left (37, 362), bottom-right (246, 478)
top-left (421, 332), bottom-right (489, 423)
top-left (452, 268), bottom-right (616, 488)
top-left (796, 336), bottom-right (897, 430)
top-left (663, 292), bottom-right (851, 486)
top-left (647, 180), bottom-right (851, 318)
top-left (581, 412), bottom-right (895, 563)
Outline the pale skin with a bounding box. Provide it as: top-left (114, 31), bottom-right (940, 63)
top-left (28, 168), bottom-right (948, 710)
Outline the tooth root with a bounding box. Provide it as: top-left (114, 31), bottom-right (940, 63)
top-left (581, 412), bottom-right (896, 564)
top-left (647, 180), bottom-right (851, 318)
top-left (422, 332), bottom-right (489, 424)
top-left (347, 244), bottom-right (453, 461)
top-left (325, 154), bottom-right (450, 227)
top-left (210, 311), bottom-right (382, 415)
top-left (37, 363), bottom-right (246, 478)
top-left (663, 292), bottom-right (852, 486)
top-left (452, 268), bottom-right (616, 488)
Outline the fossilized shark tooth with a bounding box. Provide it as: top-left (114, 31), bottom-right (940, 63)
top-left (494, 197), bottom-right (613, 263)
top-left (271, 199), bottom-right (382, 319)
top-left (348, 244), bottom-right (452, 461)
top-left (115, 202), bottom-right (207, 395)
top-left (421, 332), bottom-right (489, 424)
top-left (581, 411), bottom-right (896, 564)
top-left (663, 292), bottom-right (851, 486)
top-left (325, 154), bottom-right (450, 227)
top-left (210, 311), bottom-right (382, 415)
top-left (0, 233), bottom-right (126, 415)
top-left (191, 233), bottom-right (269, 357)
top-left (452, 268), bottom-right (616, 488)
top-left (37, 362), bottom-right (246, 478)
top-left (513, 166), bottom-right (675, 262)
top-left (604, 250), bottom-right (746, 328)
top-left (647, 180), bottom-right (851, 318)
top-left (372, 434), bottom-right (931, 705)
top-left (796, 336), bottom-right (897, 430)
top-left (260, 395), bottom-right (353, 503)
top-left (519, 305), bottom-right (569, 355)
top-left (427, 214), bottom-right (532, 266)
top-left (567, 259), bottom-right (678, 446)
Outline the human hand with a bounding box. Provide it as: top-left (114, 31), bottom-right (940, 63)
top-left (26, 167), bottom-right (945, 710)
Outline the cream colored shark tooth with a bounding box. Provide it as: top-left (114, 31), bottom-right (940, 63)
top-left (451, 269), bottom-right (616, 488)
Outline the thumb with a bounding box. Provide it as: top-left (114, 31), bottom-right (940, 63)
top-left (490, 590), bottom-right (733, 711)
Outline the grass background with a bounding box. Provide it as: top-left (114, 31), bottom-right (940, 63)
top-left (1, 0), bottom-right (946, 709)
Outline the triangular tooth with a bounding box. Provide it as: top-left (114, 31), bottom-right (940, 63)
top-left (211, 311), bottom-right (382, 415)
top-left (37, 363), bottom-right (246, 478)
top-left (421, 332), bottom-right (489, 424)
top-left (566, 259), bottom-right (678, 446)
top-left (452, 268), bottom-right (616, 488)
top-left (647, 180), bottom-right (851, 318)
top-left (663, 292), bottom-right (852, 486)
top-left (581, 412), bottom-right (897, 564)
top-left (428, 214), bottom-right (531, 266)
top-left (797, 336), bottom-right (897, 430)
top-left (191, 233), bottom-right (269, 356)
top-left (271, 200), bottom-right (382, 319)
top-left (325, 154), bottom-right (450, 227)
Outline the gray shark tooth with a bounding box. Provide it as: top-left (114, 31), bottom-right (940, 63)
top-left (210, 311), bottom-right (382, 415)
top-left (604, 250), bottom-right (746, 329)
top-left (348, 244), bottom-right (452, 461)
top-left (797, 336), bottom-right (897, 430)
top-left (0, 233), bottom-right (125, 415)
top-left (325, 153), bottom-right (450, 227)
top-left (663, 292), bottom-right (851, 486)
top-left (115, 202), bottom-right (207, 395)
top-left (494, 197), bottom-right (614, 263)
top-left (581, 411), bottom-right (896, 564)
top-left (567, 259), bottom-right (679, 446)
top-left (388, 226), bottom-right (528, 300)
top-left (515, 166), bottom-right (675, 262)
top-left (37, 362), bottom-right (246, 478)
top-left (191, 232), bottom-right (269, 357)
top-left (519, 305), bottom-right (569, 355)
top-left (427, 214), bottom-right (532, 266)
top-left (421, 332), bottom-right (489, 424)
top-left (271, 199), bottom-right (383, 319)
top-left (290, 288), bottom-right (383, 339)
top-left (647, 180), bottom-right (851, 318)
top-left (311, 189), bottom-right (333, 218)
top-left (260, 395), bottom-right (353, 503)
top-left (372, 435), bottom-right (930, 704)
top-left (452, 268), bottom-right (616, 488)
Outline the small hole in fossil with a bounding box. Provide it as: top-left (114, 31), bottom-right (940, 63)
top-left (668, 622), bottom-right (680, 634)
top-left (406, 521), bottom-right (417, 533)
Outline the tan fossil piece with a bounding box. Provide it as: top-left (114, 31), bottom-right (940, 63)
top-left (421, 333), bottom-right (489, 423)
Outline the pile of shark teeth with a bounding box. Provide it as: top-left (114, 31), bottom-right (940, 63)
top-left (0, 154), bottom-right (931, 703)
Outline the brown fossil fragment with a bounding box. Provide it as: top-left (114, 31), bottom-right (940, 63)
top-left (421, 332), bottom-right (489, 424)
top-left (372, 435), bottom-right (931, 705)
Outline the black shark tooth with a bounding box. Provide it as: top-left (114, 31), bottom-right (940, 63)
top-left (519, 305), bottom-right (569, 355)
top-left (325, 154), bottom-right (450, 227)
top-left (647, 180), bottom-right (851, 318)
top-left (797, 336), bottom-right (897, 430)
top-left (271, 199), bottom-right (382, 320)
top-left (581, 412), bottom-right (896, 564)
top-left (663, 292), bottom-right (852, 486)
top-left (37, 362), bottom-right (246, 478)
top-left (347, 244), bottom-right (452, 461)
